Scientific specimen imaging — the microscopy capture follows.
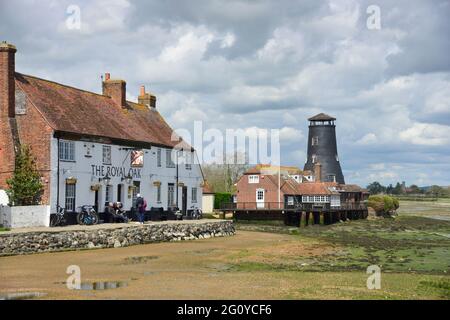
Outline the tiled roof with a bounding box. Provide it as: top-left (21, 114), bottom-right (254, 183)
top-left (295, 182), bottom-right (340, 195)
top-left (202, 181), bottom-right (214, 194)
top-left (15, 73), bottom-right (190, 149)
top-left (245, 164), bottom-right (303, 175)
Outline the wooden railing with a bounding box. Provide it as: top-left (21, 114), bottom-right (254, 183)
top-left (220, 202), bottom-right (367, 211)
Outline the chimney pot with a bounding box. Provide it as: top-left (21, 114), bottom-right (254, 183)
top-left (0, 41), bottom-right (17, 118)
top-left (140, 85), bottom-right (145, 96)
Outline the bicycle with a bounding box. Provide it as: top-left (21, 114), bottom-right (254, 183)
top-left (50, 205), bottom-right (67, 227)
top-left (191, 205), bottom-right (203, 220)
top-left (76, 205), bottom-right (99, 225)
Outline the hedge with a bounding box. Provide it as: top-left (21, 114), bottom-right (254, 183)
top-left (214, 192), bottom-right (233, 209)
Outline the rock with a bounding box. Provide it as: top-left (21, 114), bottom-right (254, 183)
top-left (113, 240), bottom-right (121, 248)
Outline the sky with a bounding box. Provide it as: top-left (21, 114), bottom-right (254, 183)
top-left (1, 0), bottom-right (449, 187)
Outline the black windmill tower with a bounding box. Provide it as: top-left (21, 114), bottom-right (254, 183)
top-left (303, 113), bottom-right (345, 184)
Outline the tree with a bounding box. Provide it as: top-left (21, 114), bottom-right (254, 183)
top-left (391, 182), bottom-right (403, 195)
top-left (203, 152), bottom-right (250, 193)
top-left (408, 184), bottom-right (421, 194)
top-left (6, 145), bottom-right (43, 206)
top-left (366, 181), bottom-right (386, 195)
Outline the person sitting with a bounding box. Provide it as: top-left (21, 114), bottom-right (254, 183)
top-left (112, 202), bottom-right (128, 223)
top-left (105, 202), bottom-right (116, 223)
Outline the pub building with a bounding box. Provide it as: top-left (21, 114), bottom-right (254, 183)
top-left (0, 42), bottom-right (203, 216)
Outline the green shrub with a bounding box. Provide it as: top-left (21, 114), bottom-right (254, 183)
top-left (6, 145), bottom-right (43, 206)
top-left (368, 195), bottom-right (384, 214)
top-left (383, 195), bottom-right (394, 212)
top-left (392, 197), bottom-right (400, 210)
top-left (368, 195), bottom-right (399, 215)
top-left (214, 192), bottom-right (232, 209)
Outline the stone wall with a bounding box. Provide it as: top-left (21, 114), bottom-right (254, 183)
top-left (0, 220), bottom-right (235, 256)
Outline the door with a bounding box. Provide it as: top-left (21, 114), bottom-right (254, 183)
top-left (168, 183), bottom-right (175, 208)
top-left (117, 184), bottom-right (123, 203)
top-left (94, 189), bottom-right (99, 213)
top-left (256, 188), bottom-right (265, 209)
top-left (182, 186), bottom-right (188, 215)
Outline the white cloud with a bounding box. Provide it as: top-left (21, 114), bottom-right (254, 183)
top-left (399, 123), bottom-right (450, 146)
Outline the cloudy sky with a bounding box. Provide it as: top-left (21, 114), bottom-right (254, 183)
top-left (1, 0), bottom-right (449, 187)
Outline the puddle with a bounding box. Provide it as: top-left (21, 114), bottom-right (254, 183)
top-left (77, 281), bottom-right (128, 290)
top-left (0, 292), bottom-right (47, 300)
top-left (123, 256), bottom-right (159, 264)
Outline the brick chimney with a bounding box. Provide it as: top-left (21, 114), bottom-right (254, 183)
top-left (102, 73), bottom-right (127, 108)
top-left (0, 41), bottom-right (17, 118)
top-left (138, 85), bottom-right (156, 108)
top-left (314, 162), bottom-right (322, 182)
top-left (0, 42), bottom-right (17, 189)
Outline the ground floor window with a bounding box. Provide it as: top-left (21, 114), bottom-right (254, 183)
top-left (168, 183), bottom-right (175, 207)
top-left (191, 187), bottom-right (197, 203)
top-left (132, 181), bottom-right (140, 208)
top-left (105, 185), bottom-right (113, 203)
top-left (156, 184), bottom-right (161, 203)
top-left (65, 183), bottom-right (76, 212)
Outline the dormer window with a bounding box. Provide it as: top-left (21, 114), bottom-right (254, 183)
top-left (248, 175), bottom-right (259, 184)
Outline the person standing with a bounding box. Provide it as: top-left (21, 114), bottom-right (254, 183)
top-left (135, 194), bottom-right (146, 224)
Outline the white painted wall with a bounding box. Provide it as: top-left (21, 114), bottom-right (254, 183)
top-left (202, 194), bottom-right (215, 213)
top-left (0, 190), bottom-right (8, 206)
top-left (1, 205), bottom-right (50, 228)
top-left (51, 138), bottom-right (203, 214)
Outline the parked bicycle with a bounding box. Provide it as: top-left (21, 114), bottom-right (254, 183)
top-left (50, 205), bottom-right (67, 227)
top-left (76, 205), bottom-right (99, 225)
top-left (191, 205), bottom-right (203, 220)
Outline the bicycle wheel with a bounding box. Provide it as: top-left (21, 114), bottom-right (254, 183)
top-left (50, 214), bottom-right (60, 227)
top-left (90, 212), bottom-right (99, 225)
top-left (76, 212), bottom-right (85, 225)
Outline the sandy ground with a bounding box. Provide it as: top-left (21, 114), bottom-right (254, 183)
top-left (0, 231), bottom-right (296, 299)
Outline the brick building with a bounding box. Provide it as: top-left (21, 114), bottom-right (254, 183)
top-left (0, 42), bottom-right (203, 214)
top-left (235, 164), bottom-right (368, 210)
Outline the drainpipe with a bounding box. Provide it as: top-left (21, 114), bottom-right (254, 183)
top-left (56, 137), bottom-right (60, 210)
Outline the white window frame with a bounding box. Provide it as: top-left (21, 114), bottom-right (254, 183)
top-left (105, 184), bottom-right (113, 203)
top-left (166, 149), bottom-right (175, 168)
top-left (65, 183), bottom-right (76, 212)
top-left (156, 184), bottom-right (161, 203)
top-left (248, 175), bottom-right (260, 184)
top-left (312, 154), bottom-right (317, 163)
top-left (157, 148), bottom-right (162, 167)
top-left (59, 140), bottom-right (75, 162)
top-left (185, 152), bottom-right (192, 170)
top-left (287, 196), bottom-right (294, 205)
top-left (256, 188), bottom-right (265, 208)
top-left (168, 183), bottom-right (175, 206)
top-left (191, 187), bottom-right (197, 203)
top-left (102, 145), bottom-right (111, 165)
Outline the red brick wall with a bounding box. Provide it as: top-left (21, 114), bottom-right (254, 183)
top-left (15, 93), bottom-right (53, 204)
top-left (0, 45), bottom-right (17, 191)
top-left (236, 174), bottom-right (285, 209)
top-left (0, 44), bottom-right (53, 205)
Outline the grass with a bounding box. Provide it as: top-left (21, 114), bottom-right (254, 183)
top-left (229, 200), bottom-right (450, 299)
top-left (0, 226), bottom-right (10, 232)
